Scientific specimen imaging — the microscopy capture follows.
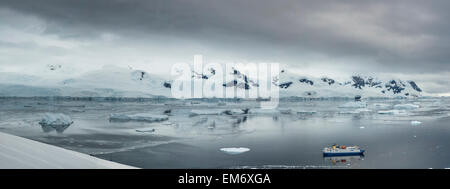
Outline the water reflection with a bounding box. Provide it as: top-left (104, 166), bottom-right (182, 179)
top-left (324, 155), bottom-right (364, 165)
top-left (39, 123), bottom-right (72, 134)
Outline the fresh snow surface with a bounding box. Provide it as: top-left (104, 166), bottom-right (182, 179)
top-left (39, 113), bottom-right (73, 126)
top-left (109, 113), bottom-right (168, 122)
top-left (338, 101), bottom-right (367, 108)
top-left (393, 104), bottom-right (420, 110)
top-left (220, 147), bottom-right (250, 155)
top-left (411, 121), bottom-right (422, 125)
top-left (0, 132), bottom-right (136, 169)
top-left (377, 109), bottom-right (407, 115)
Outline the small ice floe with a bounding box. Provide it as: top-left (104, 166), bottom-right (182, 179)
top-left (338, 101), bottom-right (367, 108)
top-left (189, 110), bottom-right (223, 117)
top-left (135, 129), bottom-right (156, 133)
top-left (359, 126), bottom-right (365, 129)
top-left (220, 147), bottom-right (250, 155)
top-left (249, 109), bottom-right (280, 115)
top-left (222, 109), bottom-right (249, 115)
top-left (39, 113), bottom-right (73, 126)
top-left (410, 121), bottom-right (422, 126)
top-left (109, 113), bottom-right (168, 122)
top-left (393, 104), bottom-right (419, 110)
top-left (373, 103), bottom-right (391, 108)
top-left (377, 109), bottom-right (407, 115)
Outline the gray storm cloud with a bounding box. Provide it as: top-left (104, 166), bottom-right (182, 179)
top-left (0, 0), bottom-right (449, 95)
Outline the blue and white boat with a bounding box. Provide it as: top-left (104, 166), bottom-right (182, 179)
top-left (323, 144), bottom-right (365, 156)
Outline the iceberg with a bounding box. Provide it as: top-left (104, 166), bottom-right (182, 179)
top-left (377, 110), bottom-right (407, 115)
top-left (338, 101), bottom-right (367, 108)
top-left (109, 113), bottom-right (168, 122)
top-left (411, 121), bottom-right (422, 125)
top-left (222, 109), bottom-right (249, 115)
top-left (393, 104), bottom-right (419, 110)
top-left (220, 147), bottom-right (250, 155)
top-left (39, 113), bottom-right (73, 126)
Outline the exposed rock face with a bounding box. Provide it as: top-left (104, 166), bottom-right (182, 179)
top-left (299, 78), bottom-right (314, 85)
top-left (278, 81), bottom-right (293, 89)
top-left (352, 76), bottom-right (365, 89)
top-left (385, 80), bottom-right (406, 94)
top-left (321, 77), bottom-right (335, 85)
top-left (408, 81), bottom-right (422, 92)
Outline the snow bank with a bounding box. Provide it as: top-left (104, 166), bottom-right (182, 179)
top-left (411, 121), bottom-right (422, 125)
top-left (220, 147), bottom-right (250, 155)
top-left (109, 113), bottom-right (168, 122)
top-left (0, 132), bottom-right (136, 169)
top-left (393, 104), bottom-right (419, 110)
top-left (377, 110), bottom-right (407, 115)
top-left (338, 101), bottom-right (367, 108)
top-left (39, 113), bottom-right (73, 126)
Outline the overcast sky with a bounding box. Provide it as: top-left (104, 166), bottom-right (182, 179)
top-left (0, 0), bottom-right (449, 95)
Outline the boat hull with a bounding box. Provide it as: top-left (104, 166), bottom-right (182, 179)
top-left (323, 150), bottom-right (365, 157)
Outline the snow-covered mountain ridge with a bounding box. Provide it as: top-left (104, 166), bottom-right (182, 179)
top-left (0, 65), bottom-right (424, 98)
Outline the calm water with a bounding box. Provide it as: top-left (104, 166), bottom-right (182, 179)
top-left (0, 98), bottom-right (449, 168)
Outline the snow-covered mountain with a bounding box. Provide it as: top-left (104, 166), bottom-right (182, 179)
top-left (272, 70), bottom-right (423, 98)
top-left (0, 65), bottom-right (423, 98)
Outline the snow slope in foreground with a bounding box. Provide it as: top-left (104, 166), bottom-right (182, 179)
top-left (0, 132), bottom-right (137, 169)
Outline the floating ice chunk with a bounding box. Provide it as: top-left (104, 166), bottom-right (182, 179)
top-left (109, 113), bottom-right (168, 122)
top-left (359, 126), bottom-right (365, 129)
top-left (338, 101), bottom-right (367, 108)
top-left (222, 109), bottom-right (249, 115)
top-left (220, 147), bottom-right (250, 155)
top-left (189, 110), bottom-right (223, 117)
top-left (373, 103), bottom-right (391, 108)
top-left (377, 110), bottom-right (407, 115)
top-left (393, 104), bottom-right (419, 110)
top-left (411, 121), bottom-right (422, 125)
top-left (39, 113), bottom-right (73, 126)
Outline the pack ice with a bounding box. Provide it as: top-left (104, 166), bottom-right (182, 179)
top-left (338, 101), bottom-right (367, 108)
